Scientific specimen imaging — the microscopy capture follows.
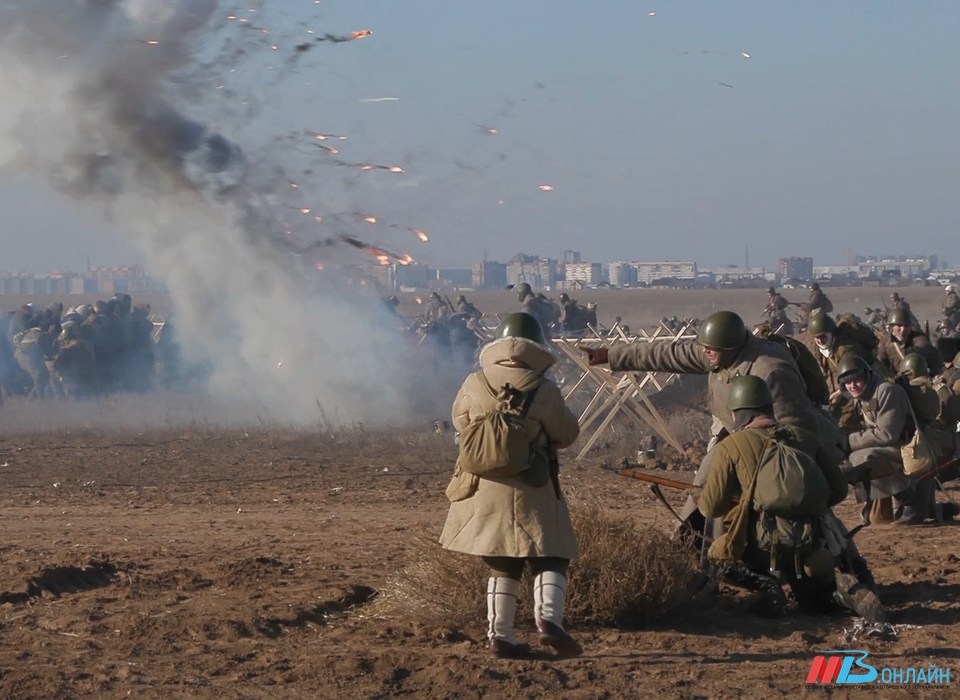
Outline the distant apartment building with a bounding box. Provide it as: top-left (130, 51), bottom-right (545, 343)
top-left (562, 250), bottom-right (581, 264)
top-left (564, 262), bottom-right (603, 286)
top-left (608, 261), bottom-right (637, 287)
top-left (855, 255), bottom-right (934, 278)
top-left (472, 261), bottom-right (507, 290)
top-left (632, 261), bottom-right (697, 286)
top-left (0, 267), bottom-right (161, 295)
top-left (506, 254), bottom-right (558, 290)
top-left (778, 256), bottom-right (814, 281)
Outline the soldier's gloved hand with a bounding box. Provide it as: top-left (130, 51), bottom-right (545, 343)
top-left (582, 345), bottom-right (609, 365)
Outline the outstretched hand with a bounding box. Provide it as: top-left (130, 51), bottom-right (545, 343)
top-left (581, 345), bottom-right (609, 366)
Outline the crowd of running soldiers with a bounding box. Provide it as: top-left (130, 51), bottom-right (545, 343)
top-left (0, 294), bottom-right (189, 402)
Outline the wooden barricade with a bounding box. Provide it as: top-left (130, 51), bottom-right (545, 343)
top-left (551, 319), bottom-right (699, 460)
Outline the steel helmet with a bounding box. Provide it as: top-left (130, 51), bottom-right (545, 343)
top-left (837, 354), bottom-right (870, 384)
top-left (886, 307), bottom-right (911, 326)
top-left (558, 293), bottom-right (570, 303)
top-left (900, 352), bottom-right (929, 378)
top-left (726, 375), bottom-right (773, 411)
top-left (946, 285), bottom-right (957, 294)
top-left (455, 295), bottom-right (466, 305)
top-left (494, 312), bottom-right (545, 345)
top-left (517, 282), bottom-right (532, 296)
top-left (696, 311), bottom-right (747, 351)
top-left (806, 313), bottom-right (836, 337)
top-left (811, 282), bottom-right (821, 291)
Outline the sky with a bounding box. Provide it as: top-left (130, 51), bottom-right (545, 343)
top-left (1, 0), bottom-right (959, 277)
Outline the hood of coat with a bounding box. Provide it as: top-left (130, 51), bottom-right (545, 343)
top-left (478, 336), bottom-right (555, 375)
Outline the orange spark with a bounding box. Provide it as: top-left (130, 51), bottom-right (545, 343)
top-left (363, 216), bottom-right (377, 224)
top-left (360, 164), bottom-right (374, 170)
top-left (415, 297), bottom-right (423, 305)
top-left (315, 262), bottom-right (325, 271)
top-left (386, 166), bottom-right (404, 173)
top-left (397, 254), bottom-right (414, 266)
top-left (351, 30), bottom-right (373, 40)
top-left (145, 40), bottom-right (160, 45)
top-left (299, 208), bottom-right (311, 214)
top-left (538, 184), bottom-right (554, 192)
top-left (410, 229), bottom-right (429, 242)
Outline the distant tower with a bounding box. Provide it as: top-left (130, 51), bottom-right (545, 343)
top-left (744, 245), bottom-right (749, 272)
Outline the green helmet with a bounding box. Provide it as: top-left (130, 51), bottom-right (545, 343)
top-left (696, 311), bottom-right (747, 351)
top-left (559, 293), bottom-right (570, 303)
top-left (494, 312), bottom-right (545, 345)
top-left (517, 282), bottom-right (532, 297)
top-left (837, 354), bottom-right (870, 384)
top-left (726, 375), bottom-right (773, 411)
top-left (887, 307), bottom-right (911, 326)
top-left (455, 295), bottom-right (466, 305)
top-left (900, 352), bottom-right (929, 378)
top-left (806, 313), bottom-right (836, 336)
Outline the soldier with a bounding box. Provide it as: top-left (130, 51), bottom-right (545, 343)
top-left (697, 376), bottom-right (851, 617)
top-left (807, 313), bottom-right (875, 430)
top-left (836, 354), bottom-right (932, 526)
top-left (877, 306), bottom-right (943, 377)
top-left (51, 322), bottom-right (98, 399)
top-left (764, 287), bottom-right (794, 336)
top-left (557, 293), bottom-right (587, 334)
top-left (943, 284), bottom-right (960, 329)
top-left (585, 310), bottom-right (819, 455)
top-left (440, 312), bottom-right (581, 658)
top-left (807, 282), bottom-right (833, 316)
top-left (517, 283), bottom-right (554, 337)
top-left (941, 351), bottom-right (960, 395)
top-left (423, 292), bottom-right (450, 326)
top-left (454, 294), bottom-right (482, 321)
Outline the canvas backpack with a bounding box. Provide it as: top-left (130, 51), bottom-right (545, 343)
top-left (757, 328), bottom-right (829, 405)
top-left (931, 378), bottom-right (960, 426)
top-left (836, 314), bottom-right (879, 356)
top-left (457, 372), bottom-right (542, 479)
top-left (752, 438), bottom-right (831, 520)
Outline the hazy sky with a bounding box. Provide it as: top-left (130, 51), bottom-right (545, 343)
top-left (1, 0), bottom-right (958, 274)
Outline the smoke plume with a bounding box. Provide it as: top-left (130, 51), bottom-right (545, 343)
top-left (0, 1), bottom-right (446, 425)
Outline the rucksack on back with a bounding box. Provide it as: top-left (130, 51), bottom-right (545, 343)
top-left (836, 314), bottom-right (879, 354)
top-left (759, 329), bottom-right (829, 405)
top-left (932, 378), bottom-right (960, 425)
top-left (457, 372), bottom-right (541, 478)
top-left (753, 439), bottom-right (830, 519)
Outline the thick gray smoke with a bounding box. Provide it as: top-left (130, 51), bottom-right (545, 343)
top-left (0, 1), bottom-right (446, 426)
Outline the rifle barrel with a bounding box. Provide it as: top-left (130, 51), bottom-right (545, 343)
top-left (615, 468), bottom-right (695, 491)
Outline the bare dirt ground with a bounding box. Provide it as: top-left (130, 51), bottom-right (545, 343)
top-left (1, 398), bottom-right (958, 699)
top-left (0, 287), bottom-right (957, 698)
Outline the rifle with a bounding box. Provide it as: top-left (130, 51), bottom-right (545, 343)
top-left (604, 464), bottom-right (696, 491)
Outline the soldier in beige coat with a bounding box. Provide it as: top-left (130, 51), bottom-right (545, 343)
top-left (440, 312), bottom-right (581, 659)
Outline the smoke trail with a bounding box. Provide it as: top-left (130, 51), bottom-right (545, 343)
top-left (0, 1), bottom-right (443, 425)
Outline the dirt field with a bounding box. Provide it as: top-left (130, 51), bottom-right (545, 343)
top-left (0, 287), bottom-right (957, 698)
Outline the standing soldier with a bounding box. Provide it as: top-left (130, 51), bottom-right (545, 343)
top-left (764, 287), bottom-right (794, 336)
top-left (440, 313), bottom-right (582, 658)
top-left (942, 285), bottom-right (960, 329)
top-left (455, 295), bottom-right (482, 322)
top-left (807, 283), bottom-right (833, 317)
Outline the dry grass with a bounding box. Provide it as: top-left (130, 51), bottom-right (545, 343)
top-left (372, 500), bottom-right (698, 629)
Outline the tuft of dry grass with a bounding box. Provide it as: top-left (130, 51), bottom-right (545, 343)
top-left (372, 500), bottom-right (698, 629)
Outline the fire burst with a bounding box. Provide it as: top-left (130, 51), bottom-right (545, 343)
top-left (538, 184), bottom-right (554, 192)
top-left (410, 229), bottom-right (429, 242)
